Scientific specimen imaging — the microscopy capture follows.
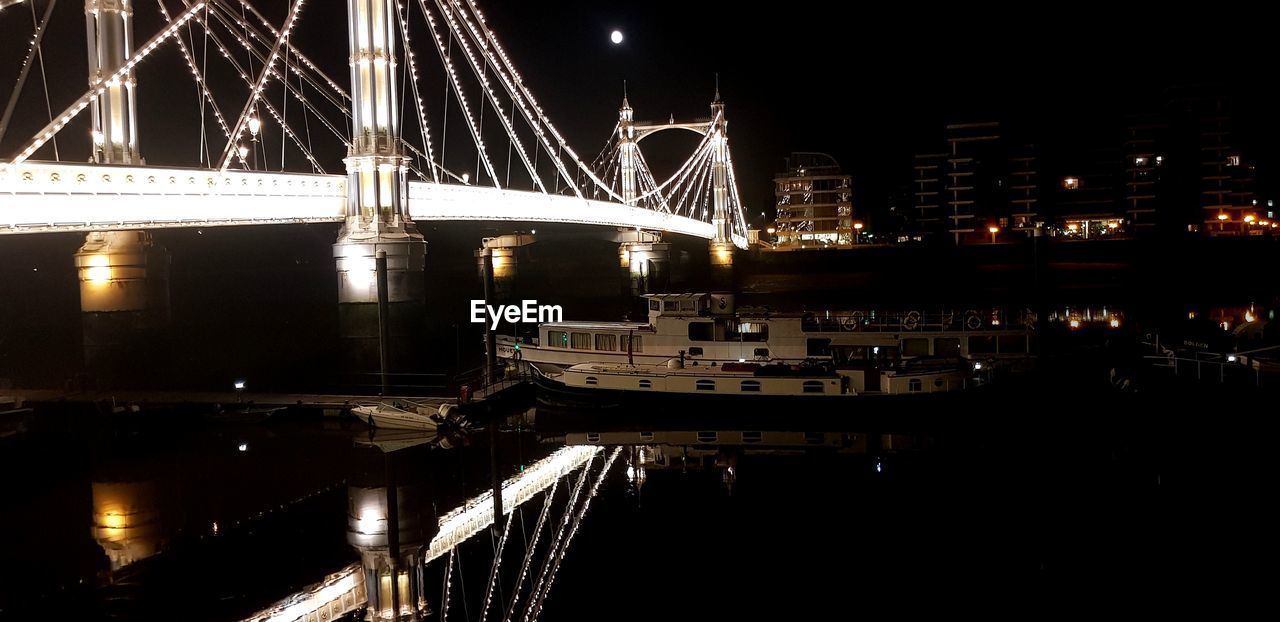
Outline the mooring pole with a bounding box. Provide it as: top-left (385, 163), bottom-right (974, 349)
top-left (482, 248), bottom-right (498, 385)
top-left (376, 249), bottom-right (391, 396)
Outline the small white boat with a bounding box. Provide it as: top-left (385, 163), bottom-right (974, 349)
top-left (352, 400), bottom-right (457, 431)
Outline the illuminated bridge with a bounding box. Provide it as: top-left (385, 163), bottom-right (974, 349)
top-left (0, 0), bottom-right (748, 325)
top-left (242, 444), bottom-right (620, 622)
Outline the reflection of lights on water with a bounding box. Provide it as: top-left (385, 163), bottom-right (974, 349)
top-left (211, 521), bottom-right (219, 535)
top-left (874, 459), bottom-right (882, 473)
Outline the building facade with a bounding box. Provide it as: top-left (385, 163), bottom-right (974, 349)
top-left (771, 152), bottom-right (855, 249)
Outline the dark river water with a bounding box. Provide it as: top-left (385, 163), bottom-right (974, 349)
top-left (1, 373), bottom-right (1274, 620)
top-left (3, 227), bottom-right (1278, 619)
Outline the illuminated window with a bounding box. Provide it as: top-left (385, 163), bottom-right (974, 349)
top-left (1062, 177), bottom-right (1080, 190)
top-left (621, 335), bottom-right (643, 353)
top-left (547, 331), bottom-right (568, 348)
top-left (1134, 157), bottom-right (1148, 167)
top-left (1227, 155), bottom-right (1241, 167)
top-left (595, 334), bottom-right (617, 351)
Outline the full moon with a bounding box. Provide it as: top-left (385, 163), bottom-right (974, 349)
top-left (610, 30), bottom-right (624, 44)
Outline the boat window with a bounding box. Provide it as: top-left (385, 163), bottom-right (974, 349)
top-left (909, 378), bottom-right (923, 392)
top-left (902, 338), bottom-right (930, 357)
top-left (753, 348), bottom-right (769, 358)
top-left (802, 380), bottom-right (825, 394)
top-left (621, 335), bottom-right (643, 353)
top-left (969, 335), bottom-right (997, 354)
top-left (740, 380), bottom-right (761, 392)
top-left (570, 333), bottom-right (591, 349)
top-left (735, 321), bottom-right (769, 342)
top-left (804, 432), bottom-right (824, 444)
top-left (664, 300), bottom-right (680, 311)
top-left (695, 379), bottom-right (716, 391)
top-left (638, 379), bottom-right (652, 389)
top-left (935, 337), bottom-right (961, 357)
top-left (595, 334), bottom-right (617, 351)
top-left (586, 433), bottom-right (600, 443)
top-left (697, 431), bottom-right (718, 443)
top-left (688, 347), bottom-right (704, 356)
top-left (680, 300), bottom-right (697, 311)
top-left (742, 431), bottom-right (763, 443)
top-left (998, 334), bottom-right (1028, 354)
top-left (547, 330), bottom-right (568, 348)
top-left (649, 299), bottom-right (661, 310)
top-left (639, 431), bottom-right (654, 440)
top-left (585, 376), bottom-right (598, 385)
top-left (688, 322), bottom-right (714, 341)
top-left (807, 338), bottom-right (832, 357)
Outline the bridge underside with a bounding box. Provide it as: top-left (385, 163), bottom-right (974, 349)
top-left (0, 163), bottom-right (715, 239)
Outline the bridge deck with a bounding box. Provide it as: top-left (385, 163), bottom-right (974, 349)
top-left (0, 162), bottom-right (714, 238)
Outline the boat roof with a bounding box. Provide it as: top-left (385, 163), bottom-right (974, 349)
top-left (541, 321), bottom-right (652, 331)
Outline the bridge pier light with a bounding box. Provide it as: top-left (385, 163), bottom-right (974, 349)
top-left (618, 231), bottom-right (670, 296)
top-left (74, 231), bottom-right (170, 387)
top-left (474, 233), bottom-right (536, 301)
top-left (348, 483), bottom-right (433, 620)
top-left (708, 240), bottom-right (736, 291)
top-left (334, 234), bottom-right (427, 385)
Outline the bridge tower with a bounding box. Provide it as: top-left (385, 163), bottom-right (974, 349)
top-left (85, 0), bottom-right (140, 165)
top-left (334, 0), bottom-right (428, 375)
top-left (707, 88), bottom-right (735, 287)
top-left (76, 1), bottom-right (170, 386)
top-left (618, 93), bottom-right (638, 205)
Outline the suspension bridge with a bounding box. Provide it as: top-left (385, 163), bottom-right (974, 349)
top-left (0, 0), bottom-right (750, 247)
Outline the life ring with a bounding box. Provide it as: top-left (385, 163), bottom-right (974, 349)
top-left (840, 315), bottom-right (858, 331)
top-left (903, 310), bottom-right (921, 331)
top-left (965, 312), bottom-right (982, 330)
top-left (850, 310), bottom-right (864, 330)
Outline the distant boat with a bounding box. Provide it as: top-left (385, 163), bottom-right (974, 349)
top-left (352, 400), bottom-right (458, 431)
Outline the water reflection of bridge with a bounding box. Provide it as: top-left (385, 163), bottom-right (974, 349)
top-left (243, 444), bottom-right (618, 622)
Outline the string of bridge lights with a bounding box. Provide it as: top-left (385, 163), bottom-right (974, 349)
top-left (183, 1), bottom-right (331, 172)
top-left (477, 512), bottom-right (514, 622)
top-left (437, 0), bottom-right (566, 194)
top-left (13, 2), bottom-right (208, 165)
top-left (444, 0), bottom-right (633, 203)
top-left (197, 2), bottom-right (352, 145)
top-left (417, 0), bottom-right (501, 186)
top-left (525, 447), bottom-right (621, 622)
top-left (395, 0), bottom-right (440, 182)
top-left (499, 479), bottom-right (559, 622)
top-left (519, 455), bottom-right (595, 622)
top-left (219, 0), bottom-right (308, 171)
top-left (434, 0), bottom-right (546, 193)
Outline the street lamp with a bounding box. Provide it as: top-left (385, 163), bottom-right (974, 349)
top-left (853, 222), bottom-right (863, 245)
top-left (234, 379), bottom-right (246, 404)
top-left (988, 225), bottom-right (999, 244)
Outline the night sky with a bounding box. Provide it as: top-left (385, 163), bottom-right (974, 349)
top-left (2, 1), bottom-right (1275, 223)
